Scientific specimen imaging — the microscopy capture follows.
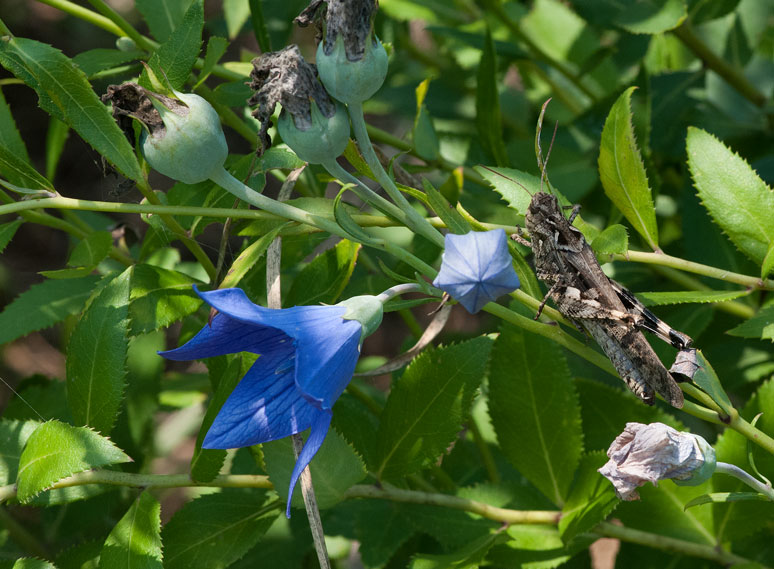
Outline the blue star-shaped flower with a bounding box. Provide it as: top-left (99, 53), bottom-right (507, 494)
top-left (432, 229), bottom-right (520, 313)
top-left (159, 287), bottom-right (362, 517)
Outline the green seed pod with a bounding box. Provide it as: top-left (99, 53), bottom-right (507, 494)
top-left (277, 99), bottom-right (349, 164)
top-left (316, 34), bottom-right (387, 104)
top-left (140, 91), bottom-right (228, 184)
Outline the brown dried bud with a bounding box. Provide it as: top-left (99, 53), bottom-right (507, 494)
top-left (296, 0), bottom-right (378, 62)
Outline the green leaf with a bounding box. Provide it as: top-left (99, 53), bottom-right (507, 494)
top-left (67, 231), bottom-right (112, 268)
top-left (487, 525), bottom-right (592, 569)
top-left (488, 325), bottom-right (582, 506)
top-left (605, 0), bottom-right (687, 34)
top-left (576, 378), bottom-right (683, 452)
top-left (16, 420), bottom-right (131, 502)
top-left (0, 37), bottom-right (144, 182)
top-left (636, 289), bottom-right (751, 306)
top-left (691, 349), bottom-right (733, 415)
top-left (263, 428), bottom-right (367, 512)
top-left (413, 79), bottom-right (439, 161)
top-left (135, 0), bottom-right (195, 43)
top-left (284, 239), bottom-right (361, 307)
top-left (129, 264), bottom-right (203, 335)
top-left (421, 177), bottom-right (470, 235)
top-left (0, 219), bottom-right (22, 254)
top-left (72, 48), bottom-right (145, 77)
top-left (66, 268), bottom-right (131, 435)
top-left (331, 393), bottom-right (380, 471)
top-left (0, 275), bottom-right (101, 346)
top-left (0, 144), bottom-right (54, 191)
top-left (161, 489), bottom-right (278, 569)
top-left (99, 491), bottom-right (163, 569)
top-left (409, 532), bottom-right (504, 569)
top-left (45, 117), bottom-right (70, 181)
top-left (687, 127), bottom-right (774, 275)
top-left (598, 87), bottom-right (659, 250)
top-left (558, 451), bottom-right (618, 543)
top-left (140, 0), bottom-right (204, 90)
top-left (0, 419), bottom-right (41, 486)
top-left (10, 559), bottom-right (57, 569)
top-left (220, 224), bottom-right (286, 289)
top-left (590, 224), bottom-right (628, 258)
top-left (0, 87), bottom-right (30, 164)
top-left (195, 36), bottom-right (229, 87)
top-left (374, 337), bottom-right (492, 480)
top-left (223, 0), bottom-right (251, 38)
top-left (684, 492), bottom-right (769, 509)
top-left (727, 305), bottom-right (774, 342)
top-left (475, 27), bottom-right (508, 167)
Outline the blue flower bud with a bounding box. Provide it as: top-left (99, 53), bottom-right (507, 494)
top-left (140, 91), bottom-right (228, 184)
top-left (433, 229), bottom-right (521, 313)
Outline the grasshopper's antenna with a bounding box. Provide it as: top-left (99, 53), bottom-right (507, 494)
top-left (535, 99), bottom-right (558, 195)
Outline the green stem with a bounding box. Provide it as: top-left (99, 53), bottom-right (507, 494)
top-left (321, 158), bottom-right (417, 227)
top-left (135, 181), bottom-right (218, 282)
top-left (673, 22), bottom-right (767, 108)
top-left (614, 251), bottom-right (774, 290)
top-left (85, 0), bottom-right (153, 51)
top-left (347, 102), bottom-right (444, 247)
top-left (342, 484), bottom-right (560, 524)
top-left (33, 0), bottom-right (124, 37)
top-left (715, 462), bottom-right (774, 499)
top-left (729, 411), bottom-right (774, 456)
top-left (594, 521), bottom-right (752, 566)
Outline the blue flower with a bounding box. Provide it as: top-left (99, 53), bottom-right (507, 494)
top-left (432, 229), bottom-right (520, 314)
top-left (159, 287), bottom-right (379, 517)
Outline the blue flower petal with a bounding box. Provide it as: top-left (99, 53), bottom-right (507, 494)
top-left (286, 408), bottom-right (332, 518)
top-left (433, 229), bottom-right (520, 313)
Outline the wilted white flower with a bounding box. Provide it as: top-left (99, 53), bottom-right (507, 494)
top-left (598, 422), bottom-right (716, 501)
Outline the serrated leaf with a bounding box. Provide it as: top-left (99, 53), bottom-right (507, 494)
top-left (220, 224), bottom-right (285, 290)
top-left (0, 419), bottom-right (41, 486)
top-left (0, 144), bottom-right (54, 192)
top-left (559, 451), bottom-right (618, 543)
top-left (488, 325), bottom-right (582, 506)
top-left (66, 268), bottom-right (131, 435)
top-left (590, 224), bottom-right (628, 258)
top-left (0, 275), bottom-right (101, 345)
top-left (0, 37), bottom-right (144, 182)
top-left (727, 305), bottom-right (774, 342)
top-left (687, 127), bottom-right (774, 273)
top-left (331, 392), bottom-right (380, 471)
top-left (16, 420), bottom-right (131, 502)
top-left (161, 489), bottom-right (278, 569)
top-left (67, 231), bottom-right (112, 268)
top-left (576, 378), bottom-right (683, 451)
top-left (487, 524), bottom-right (592, 569)
top-left (374, 337), bottom-right (492, 480)
top-left (284, 239), bottom-right (361, 307)
top-left (45, 117), bottom-right (70, 181)
top-left (691, 349), bottom-right (733, 415)
top-left (135, 0), bottom-right (195, 43)
top-left (475, 27), bottom-right (508, 167)
top-left (72, 48), bottom-right (145, 77)
top-left (140, 0), bottom-right (203, 90)
top-left (0, 219), bottom-right (22, 254)
top-left (99, 491), bottom-right (162, 569)
top-left (0, 87), bottom-right (30, 164)
top-left (762, 243), bottom-right (774, 280)
top-left (598, 87), bottom-right (658, 250)
top-left (409, 532), bottom-right (503, 569)
top-left (263, 428), bottom-right (367, 511)
top-left (636, 289), bottom-right (751, 306)
top-left (129, 264), bottom-right (203, 335)
top-left (195, 36), bottom-right (228, 87)
top-left (9, 559), bottom-right (57, 569)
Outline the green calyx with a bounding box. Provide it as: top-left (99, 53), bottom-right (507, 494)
top-left (316, 34), bottom-right (388, 105)
top-left (140, 91), bottom-right (228, 184)
top-left (337, 295), bottom-right (384, 341)
top-left (277, 99), bottom-right (350, 164)
top-left (674, 434), bottom-right (717, 487)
